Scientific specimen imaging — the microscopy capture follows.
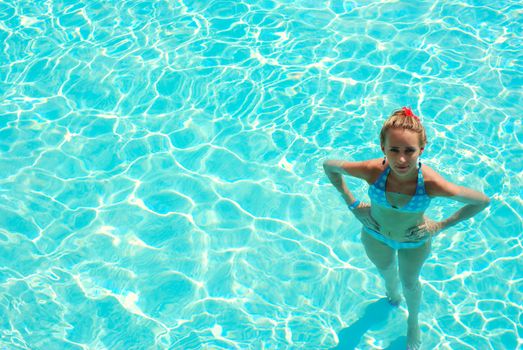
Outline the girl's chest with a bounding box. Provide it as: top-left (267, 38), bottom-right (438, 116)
top-left (385, 181), bottom-right (418, 208)
top-left (386, 190), bottom-right (415, 208)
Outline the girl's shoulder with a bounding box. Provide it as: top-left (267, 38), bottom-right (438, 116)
top-left (366, 158), bottom-right (388, 184)
top-left (421, 165), bottom-right (458, 197)
top-left (324, 158), bottom-right (385, 184)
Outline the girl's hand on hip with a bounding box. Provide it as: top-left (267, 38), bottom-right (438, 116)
top-left (351, 202), bottom-right (381, 232)
top-left (406, 217), bottom-right (444, 240)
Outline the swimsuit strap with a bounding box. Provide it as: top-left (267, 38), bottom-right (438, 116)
top-left (374, 166), bottom-right (390, 190)
top-left (416, 165), bottom-right (427, 195)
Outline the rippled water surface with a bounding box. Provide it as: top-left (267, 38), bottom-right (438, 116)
top-left (0, 0), bottom-right (521, 349)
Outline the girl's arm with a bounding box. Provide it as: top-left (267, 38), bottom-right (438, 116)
top-left (426, 168), bottom-right (490, 229)
top-left (440, 187), bottom-right (490, 229)
top-left (322, 159), bottom-right (374, 206)
top-left (323, 159), bottom-right (381, 231)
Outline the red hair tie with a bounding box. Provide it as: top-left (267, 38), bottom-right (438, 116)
top-left (402, 107), bottom-right (419, 120)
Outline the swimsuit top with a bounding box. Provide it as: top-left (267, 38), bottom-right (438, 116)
top-left (368, 165), bottom-right (431, 213)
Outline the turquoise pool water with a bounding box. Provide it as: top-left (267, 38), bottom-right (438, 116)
top-left (0, 0), bottom-right (521, 349)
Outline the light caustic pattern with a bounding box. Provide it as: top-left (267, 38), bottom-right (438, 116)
top-left (0, 0), bottom-right (521, 349)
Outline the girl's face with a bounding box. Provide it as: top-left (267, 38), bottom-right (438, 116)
top-left (382, 128), bottom-right (424, 178)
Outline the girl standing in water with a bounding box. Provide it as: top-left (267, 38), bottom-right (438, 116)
top-left (323, 107), bottom-right (490, 350)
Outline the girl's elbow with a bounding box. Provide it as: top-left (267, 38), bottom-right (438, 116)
top-left (323, 160), bottom-right (338, 173)
top-left (479, 195), bottom-right (491, 208)
top-left (322, 160), bottom-right (331, 173)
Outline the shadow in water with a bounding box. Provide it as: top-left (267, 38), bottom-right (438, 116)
top-left (331, 298), bottom-right (406, 350)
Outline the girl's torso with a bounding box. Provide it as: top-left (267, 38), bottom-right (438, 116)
top-left (366, 161), bottom-right (432, 242)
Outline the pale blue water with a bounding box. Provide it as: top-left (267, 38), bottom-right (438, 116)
top-left (0, 0), bottom-right (521, 349)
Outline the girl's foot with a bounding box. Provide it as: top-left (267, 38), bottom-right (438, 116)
top-left (406, 320), bottom-right (421, 349)
top-left (386, 290), bottom-right (402, 306)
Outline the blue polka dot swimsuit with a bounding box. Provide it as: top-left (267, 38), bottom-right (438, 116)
top-left (368, 165), bottom-right (431, 212)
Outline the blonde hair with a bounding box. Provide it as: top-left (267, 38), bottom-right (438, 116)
top-left (379, 108), bottom-right (427, 148)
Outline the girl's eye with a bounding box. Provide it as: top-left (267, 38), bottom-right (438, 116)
top-left (406, 149), bottom-right (415, 153)
top-left (390, 149), bottom-right (399, 152)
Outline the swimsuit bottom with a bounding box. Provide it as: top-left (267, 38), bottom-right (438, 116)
top-left (363, 227), bottom-right (428, 250)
